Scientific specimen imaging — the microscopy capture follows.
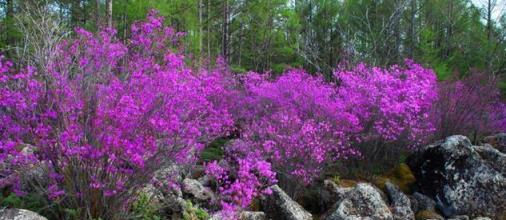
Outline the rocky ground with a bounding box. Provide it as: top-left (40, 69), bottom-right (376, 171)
top-left (1, 133), bottom-right (505, 220)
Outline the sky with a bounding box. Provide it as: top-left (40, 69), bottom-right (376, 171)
top-left (472, 0), bottom-right (506, 22)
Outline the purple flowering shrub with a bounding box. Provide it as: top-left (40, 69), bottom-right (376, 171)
top-left (203, 62), bottom-right (440, 211)
top-left (336, 60), bottom-right (439, 146)
top-left (204, 62), bottom-right (440, 205)
top-left (1, 11), bottom-right (233, 219)
top-left (434, 72), bottom-right (506, 142)
top-left (229, 69), bottom-right (362, 185)
top-left (334, 60), bottom-right (439, 172)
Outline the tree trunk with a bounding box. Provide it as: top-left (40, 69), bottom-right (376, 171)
top-left (444, 0), bottom-right (453, 58)
top-left (486, 0), bottom-right (494, 71)
top-left (106, 0), bottom-right (113, 29)
top-left (487, 0), bottom-right (492, 41)
top-left (96, 0), bottom-right (101, 29)
top-left (6, 0), bottom-right (13, 19)
top-left (70, 0), bottom-right (80, 28)
top-left (238, 22), bottom-right (243, 67)
top-left (394, 2), bottom-right (401, 64)
top-left (222, 0), bottom-right (229, 61)
top-left (199, 0), bottom-right (203, 65)
top-left (6, 0), bottom-right (14, 46)
top-left (408, 0), bottom-right (416, 58)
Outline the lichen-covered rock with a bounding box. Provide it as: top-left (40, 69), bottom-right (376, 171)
top-left (0, 208), bottom-right (47, 220)
top-left (164, 187), bottom-right (186, 214)
top-left (323, 183), bottom-right (392, 220)
top-left (140, 183), bottom-right (186, 218)
top-left (182, 178), bottom-right (215, 201)
top-left (448, 215), bottom-right (470, 220)
top-left (410, 192), bottom-right (436, 213)
top-left (153, 164), bottom-right (187, 186)
top-left (323, 179), bottom-right (353, 208)
top-left (415, 210), bottom-right (444, 220)
top-left (261, 185), bottom-right (313, 220)
top-left (240, 211), bottom-right (268, 220)
top-left (482, 133), bottom-right (506, 153)
top-left (150, 165), bottom-right (188, 215)
top-left (8, 145), bottom-right (49, 193)
top-left (385, 181), bottom-right (414, 220)
top-left (407, 135), bottom-right (506, 218)
top-left (180, 178), bottom-right (219, 212)
top-left (18, 163), bottom-right (48, 193)
top-left (139, 184), bottom-right (164, 206)
top-left (149, 165), bottom-right (215, 217)
top-left (472, 144), bottom-right (506, 174)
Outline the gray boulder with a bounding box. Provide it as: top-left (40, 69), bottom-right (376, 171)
top-left (385, 181), bottom-right (414, 220)
top-left (482, 133), bottom-right (506, 153)
top-left (0, 208), bottom-right (47, 220)
top-left (6, 145), bottom-right (48, 192)
top-left (182, 178), bottom-right (216, 203)
top-left (153, 164), bottom-right (187, 186)
top-left (139, 182), bottom-right (186, 220)
top-left (410, 192), bottom-right (436, 213)
top-left (472, 144), bottom-right (506, 173)
top-left (240, 211), bottom-right (268, 220)
top-left (407, 135), bottom-right (506, 218)
top-left (261, 185), bottom-right (313, 220)
top-left (150, 165), bottom-right (188, 215)
top-left (448, 215), bottom-right (470, 220)
top-left (323, 183), bottom-right (392, 220)
top-left (322, 179), bottom-right (354, 211)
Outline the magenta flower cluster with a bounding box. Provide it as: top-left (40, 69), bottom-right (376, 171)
top-left (205, 147), bottom-right (277, 218)
top-left (336, 60), bottom-right (439, 146)
top-left (228, 69), bottom-right (362, 184)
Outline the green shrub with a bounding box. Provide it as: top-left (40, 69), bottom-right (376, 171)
top-left (1, 192), bottom-right (46, 212)
top-left (130, 192), bottom-right (162, 220)
top-left (183, 201), bottom-right (209, 220)
top-left (200, 138), bottom-right (227, 162)
top-left (0, 192), bottom-right (72, 219)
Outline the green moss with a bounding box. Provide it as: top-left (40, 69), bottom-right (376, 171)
top-left (415, 210), bottom-right (444, 220)
top-left (331, 175), bottom-right (341, 185)
top-left (374, 163), bottom-right (416, 194)
top-left (337, 179), bottom-right (359, 188)
top-left (249, 198), bottom-right (262, 211)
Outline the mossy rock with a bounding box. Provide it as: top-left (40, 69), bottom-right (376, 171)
top-left (329, 175), bottom-right (360, 188)
top-left (248, 198), bottom-right (261, 212)
top-left (337, 179), bottom-right (359, 188)
top-left (373, 163), bottom-right (415, 194)
top-left (415, 210), bottom-right (444, 220)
